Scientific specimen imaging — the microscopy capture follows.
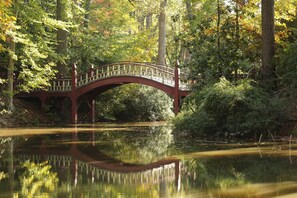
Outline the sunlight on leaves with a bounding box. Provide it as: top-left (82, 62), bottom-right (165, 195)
top-left (0, 172), bottom-right (7, 181)
top-left (19, 161), bottom-right (58, 198)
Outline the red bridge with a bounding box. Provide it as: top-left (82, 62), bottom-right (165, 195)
top-left (16, 62), bottom-right (191, 123)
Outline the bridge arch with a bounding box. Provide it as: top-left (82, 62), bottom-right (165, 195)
top-left (75, 76), bottom-right (176, 98)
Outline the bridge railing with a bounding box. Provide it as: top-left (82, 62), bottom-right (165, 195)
top-left (76, 62), bottom-right (176, 88)
top-left (34, 62), bottom-right (191, 92)
top-left (47, 78), bottom-right (72, 92)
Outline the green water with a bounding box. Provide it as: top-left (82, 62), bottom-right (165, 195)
top-left (0, 122), bottom-right (297, 198)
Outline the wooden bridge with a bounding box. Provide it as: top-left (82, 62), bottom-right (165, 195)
top-left (16, 62), bottom-right (191, 123)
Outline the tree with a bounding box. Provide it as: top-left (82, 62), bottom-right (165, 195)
top-left (0, 0), bottom-right (74, 110)
top-left (11, 0), bottom-right (62, 92)
top-left (0, 0), bottom-right (15, 110)
top-left (56, 0), bottom-right (70, 77)
top-left (261, 0), bottom-right (276, 91)
top-left (157, 0), bottom-right (167, 65)
top-left (217, 0), bottom-right (222, 76)
top-left (5, 0), bottom-right (17, 111)
top-left (7, 36), bottom-right (15, 111)
top-left (0, 0), bottom-right (15, 52)
top-left (84, 0), bottom-right (91, 28)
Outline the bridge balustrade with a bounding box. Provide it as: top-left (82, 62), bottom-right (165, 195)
top-left (76, 62), bottom-right (177, 88)
top-left (48, 79), bottom-right (72, 92)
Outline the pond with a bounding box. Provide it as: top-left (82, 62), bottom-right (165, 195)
top-left (0, 122), bottom-right (297, 197)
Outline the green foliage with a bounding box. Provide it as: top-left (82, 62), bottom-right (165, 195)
top-left (180, 1), bottom-right (261, 87)
top-left (13, 0), bottom-right (70, 91)
top-left (70, 0), bottom-right (151, 71)
top-left (173, 78), bottom-right (289, 138)
top-left (278, 41), bottom-right (297, 97)
top-left (96, 84), bottom-right (174, 122)
top-left (0, 0), bottom-right (72, 92)
top-left (172, 0), bottom-right (297, 138)
top-left (183, 158), bottom-right (247, 189)
top-left (0, 172), bottom-right (7, 181)
top-left (0, 0), bottom-right (15, 52)
top-left (181, 154), bottom-right (297, 195)
top-left (20, 161), bottom-right (58, 198)
top-left (96, 125), bottom-right (173, 164)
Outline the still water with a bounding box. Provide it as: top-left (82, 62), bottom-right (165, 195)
top-left (0, 122), bottom-right (297, 198)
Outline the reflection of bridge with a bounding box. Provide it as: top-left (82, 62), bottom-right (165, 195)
top-left (13, 133), bottom-right (181, 187)
top-left (16, 62), bottom-right (191, 123)
top-left (17, 154), bottom-right (179, 186)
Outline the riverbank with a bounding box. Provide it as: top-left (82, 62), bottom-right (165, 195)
top-left (0, 97), bottom-right (50, 127)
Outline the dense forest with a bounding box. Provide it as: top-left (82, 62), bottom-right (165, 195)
top-left (1, 0), bottom-right (297, 138)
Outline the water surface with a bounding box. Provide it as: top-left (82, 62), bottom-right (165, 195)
top-left (0, 123), bottom-right (297, 197)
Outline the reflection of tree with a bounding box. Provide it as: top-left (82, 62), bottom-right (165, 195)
top-left (183, 158), bottom-right (246, 190)
top-left (0, 136), bottom-right (27, 196)
top-left (93, 126), bottom-right (173, 164)
top-left (58, 182), bottom-right (160, 198)
top-left (182, 155), bottom-right (297, 192)
top-left (0, 137), bottom-right (12, 159)
top-left (19, 161), bottom-right (59, 198)
top-left (0, 172), bottom-right (7, 181)
top-left (0, 137), bottom-right (14, 196)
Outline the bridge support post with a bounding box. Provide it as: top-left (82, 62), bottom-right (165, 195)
top-left (90, 99), bottom-right (95, 123)
top-left (174, 62), bottom-right (180, 115)
top-left (40, 96), bottom-right (47, 112)
top-left (71, 98), bottom-right (77, 124)
top-left (71, 64), bottom-right (78, 124)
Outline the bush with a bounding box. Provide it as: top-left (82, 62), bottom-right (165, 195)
top-left (173, 78), bottom-right (289, 138)
top-left (278, 41), bottom-right (297, 97)
top-left (96, 84), bottom-right (174, 122)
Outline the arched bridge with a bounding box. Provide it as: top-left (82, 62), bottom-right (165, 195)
top-left (16, 62), bottom-right (192, 123)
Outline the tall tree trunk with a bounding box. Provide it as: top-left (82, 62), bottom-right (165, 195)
top-left (56, 0), bottom-right (68, 77)
top-left (181, 0), bottom-right (192, 63)
top-left (217, 0), bottom-right (222, 76)
top-left (185, 0), bottom-right (193, 20)
top-left (6, 0), bottom-right (18, 111)
top-left (157, 0), bottom-right (167, 65)
top-left (138, 16), bottom-right (145, 31)
top-left (7, 39), bottom-right (15, 111)
top-left (234, 0), bottom-right (240, 82)
top-left (81, 0), bottom-right (91, 68)
top-left (84, 0), bottom-right (91, 28)
top-left (261, 0), bottom-right (276, 91)
top-left (146, 13), bottom-right (152, 29)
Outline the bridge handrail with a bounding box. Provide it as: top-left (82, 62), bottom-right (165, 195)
top-left (76, 62), bottom-right (177, 88)
top-left (75, 62), bottom-right (175, 76)
top-left (47, 78), bottom-right (72, 92)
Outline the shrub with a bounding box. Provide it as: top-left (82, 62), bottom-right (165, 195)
top-left (96, 84), bottom-right (174, 122)
top-left (173, 78), bottom-right (289, 138)
top-left (278, 41), bottom-right (297, 97)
